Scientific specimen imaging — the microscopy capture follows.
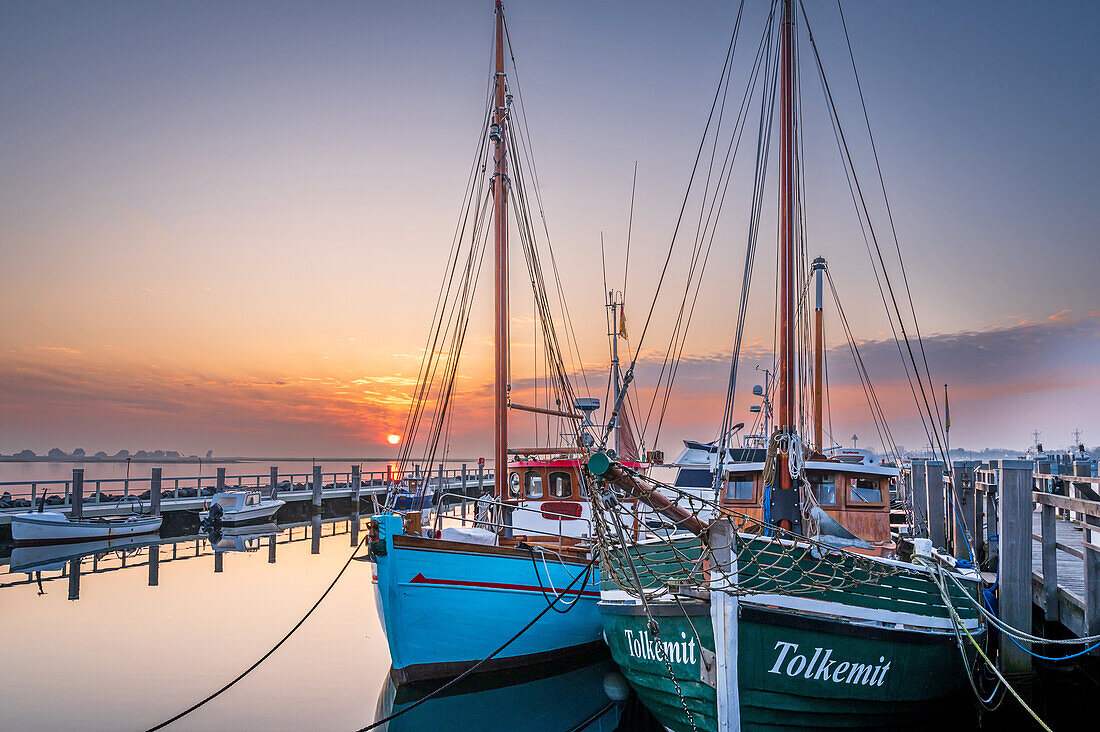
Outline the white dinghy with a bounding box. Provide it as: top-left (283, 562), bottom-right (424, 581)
top-left (11, 511), bottom-right (163, 546)
top-left (200, 490), bottom-right (284, 525)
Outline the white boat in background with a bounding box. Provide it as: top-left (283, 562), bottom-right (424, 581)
top-left (11, 511), bottom-right (162, 546)
top-left (201, 490), bottom-right (284, 524)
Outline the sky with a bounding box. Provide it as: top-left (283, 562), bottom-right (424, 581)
top-left (1, 0), bottom-right (1098, 458)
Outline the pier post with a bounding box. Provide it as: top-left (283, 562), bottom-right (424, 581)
top-left (1075, 462), bottom-right (1100, 637)
top-left (214, 552), bottom-right (224, 573)
top-left (312, 465), bottom-right (323, 512)
top-left (270, 467), bottom-right (279, 500)
top-left (478, 463), bottom-right (485, 495)
top-left (311, 514), bottom-right (322, 555)
top-left (71, 468), bottom-right (84, 519)
top-left (351, 465), bottom-right (361, 514)
top-left (67, 559), bottom-right (81, 601)
top-left (709, 518), bottom-right (741, 732)
top-left (150, 467), bottom-right (162, 516)
top-left (149, 545), bottom-right (160, 587)
top-left (217, 467), bottom-right (226, 492)
top-left (925, 461), bottom-right (946, 549)
top-left (461, 463), bottom-right (468, 520)
top-left (268, 535), bottom-right (277, 564)
top-left (998, 460), bottom-right (1033, 677)
top-left (910, 460), bottom-right (927, 537)
top-left (1040, 501), bottom-right (1058, 622)
top-left (951, 462), bottom-right (976, 560)
top-left (974, 477), bottom-right (986, 563)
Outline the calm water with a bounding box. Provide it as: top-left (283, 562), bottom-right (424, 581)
top-left (0, 515), bottom-right (622, 731)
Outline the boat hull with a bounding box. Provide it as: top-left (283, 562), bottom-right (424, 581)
top-left (11, 512), bottom-right (163, 545)
top-left (371, 514), bottom-right (604, 682)
top-left (600, 600), bottom-right (980, 731)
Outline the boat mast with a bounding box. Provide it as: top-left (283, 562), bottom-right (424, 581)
top-left (492, 0), bottom-right (509, 499)
top-left (609, 290), bottom-right (621, 456)
top-left (813, 256), bottom-right (825, 450)
top-left (776, 0), bottom-right (796, 527)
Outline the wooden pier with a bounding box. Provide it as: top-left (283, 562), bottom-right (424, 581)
top-left (0, 465), bottom-right (497, 528)
top-left (902, 457), bottom-right (1100, 675)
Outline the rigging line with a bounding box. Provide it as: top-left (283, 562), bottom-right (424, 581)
top-left (653, 0), bottom-right (777, 447)
top-left (502, 15), bottom-right (591, 398)
top-left (641, 0), bottom-right (773, 443)
top-left (716, 6), bottom-right (782, 464)
top-left (616, 6), bottom-right (745, 389)
top-left (799, 0), bottom-right (948, 466)
top-left (835, 0), bottom-right (945, 438)
top-left (359, 555), bottom-right (599, 732)
top-left (624, 161), bottom-right (638, 299)
top-left (809, 46), bottom-right (934, 464)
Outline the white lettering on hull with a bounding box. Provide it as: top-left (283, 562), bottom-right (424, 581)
top-left (622, 629), bottom-right (697, 666)
top-left (768, 641), bottom-right (891, 687)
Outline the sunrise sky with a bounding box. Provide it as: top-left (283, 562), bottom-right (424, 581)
top-left (2, 0), bottom-right (1098, 458)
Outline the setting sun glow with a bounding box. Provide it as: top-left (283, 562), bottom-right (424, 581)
top-left (386, 433), bottom-right (401, 445)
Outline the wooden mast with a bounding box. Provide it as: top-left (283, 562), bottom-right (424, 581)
top-left (775, 0), bottom-right (796, 527)
top-left (492, 0), bottom-right (509, 500)
top-left (813, 256), bottom-right (825, 450)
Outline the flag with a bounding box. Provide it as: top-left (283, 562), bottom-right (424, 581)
top-left (944, 383), bottom-right (950, 432)
top-left (618, 304), bottom-right (628, 339)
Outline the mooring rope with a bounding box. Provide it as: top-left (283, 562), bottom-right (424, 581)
top-left (359, 554), bottom-right (598, 731)
top-left (145, 531), bottom-right (371, 731)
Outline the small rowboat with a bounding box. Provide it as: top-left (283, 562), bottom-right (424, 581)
top-left (11, 511), bottom-right (163, 546)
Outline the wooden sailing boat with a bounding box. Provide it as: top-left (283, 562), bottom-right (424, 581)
top-left (585, 2), bottom-right (985, 729)
top-left (370, 1), bottom-right (616, 684)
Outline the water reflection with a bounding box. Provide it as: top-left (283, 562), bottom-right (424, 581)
top-left (374, 651), bottom-right (622, 732)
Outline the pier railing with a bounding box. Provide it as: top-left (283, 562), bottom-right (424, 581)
top-left (900, 459), bottom-right (1100, 674)
top-left (0, 463), bottom-right (497, 519)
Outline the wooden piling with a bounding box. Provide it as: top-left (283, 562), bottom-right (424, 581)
top-left (148, 545), bottom-right (160, 587)
top-left (150, 467), bottom-right (162, 516)
top-left (910, 460), bottom-right (927, 537)
top-left (217, 467), bottom-right (226, 492)
top-left (461, 463), bottom-right (468, 520)
top-left (997, 459), bottom-right (1033, 677)
top-left (71, 468), bottom-right (84, 520)
top-left (67, 558), bottom-right (81, 601)
top-left (351, 465), bottom-right (361, 513)
top-left (1076, 461), bottom-right (1100, 637)
top-left (268, 535), bottom-right (276, 564)
top-left (270, 467), bottom-right (279, 500)
top-left (925, 461), bottom-right (946, 549)
top-left (950, 462), bottom-right (977, 560)
top-left (1040, 502), bottom-right (1058, 622)
top-left (214, 552), bottom-right (224, 573)
top-left (312, 465), bottom-right (323, 512)
top-left (311, 514), bottom-right (322, 555)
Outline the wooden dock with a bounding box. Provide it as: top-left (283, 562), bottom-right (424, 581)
top-left (902, 458), bottom-right (1100, 676)
top-left (0, 464), bottom-right (497, 528)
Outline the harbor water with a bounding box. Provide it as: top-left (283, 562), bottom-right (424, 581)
top-left (0, 512), bottom-right (622, 731)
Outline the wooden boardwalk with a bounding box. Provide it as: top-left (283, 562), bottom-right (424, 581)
top-left (1031, 510), bottom-right (1085, 598)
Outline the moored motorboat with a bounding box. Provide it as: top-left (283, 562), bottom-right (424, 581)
top-left (200, 490), bottom-right (284, 525)
top-left (11, 511), bottom-right (162, 546)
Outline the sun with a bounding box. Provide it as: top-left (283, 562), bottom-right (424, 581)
top-left (386, 433), bottom-right (401, 445)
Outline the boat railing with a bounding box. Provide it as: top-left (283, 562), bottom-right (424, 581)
top-left (430, 491), bottom-right (594, 553)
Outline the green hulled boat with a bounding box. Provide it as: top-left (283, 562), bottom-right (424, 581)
top-left (581, 1), bottom-right (988, 728)
top-left (595, 533), bottom-right (982, 731)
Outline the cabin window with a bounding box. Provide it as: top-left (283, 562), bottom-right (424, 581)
top-left (246, 494), bottom-right (259, 506)
top-left (724, 473), bottom-right (754, 500)
top-left (849, 477), bottom-right (883, 504)
top-left (548, 471), bottom-right (572, 498)
top-left (674, 468), bottom-right (713, 488)
top-left (809, 474), bottom-right (836, 506)
top-left (509, 472), bottom-right (521, 498)
top-left (524, 470), bottom-right (543, 499)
